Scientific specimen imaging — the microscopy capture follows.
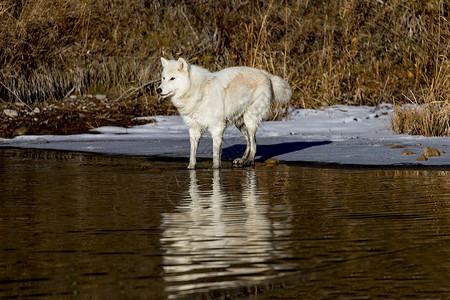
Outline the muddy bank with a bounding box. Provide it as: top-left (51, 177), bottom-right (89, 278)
top-left (0, 95), bottom-right (176, 138)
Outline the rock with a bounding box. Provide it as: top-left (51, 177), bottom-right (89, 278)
top-left (33, 107), bottom-right (40, 114)
top-left (401, 150), bottom-right (416, 156)
top-left (390, 145), bottom-right (406, 149)
top-left (264, 158), bottom-right (280, 167)
top-left (95, 94), bottom-right (107, 100)
top-left (14, 126), bottom-right (28, 136)
top-left (423, 147), bottom-right (441, 158)
top-left (416, 155), bottom-right (428, 161)
top-left (438, 149), bottom-right (446, 154)
top-left (4, 109), bottom-right (18, 118)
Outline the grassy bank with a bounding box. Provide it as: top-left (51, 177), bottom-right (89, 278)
top-left (0, 0), bottom-right (449, 135)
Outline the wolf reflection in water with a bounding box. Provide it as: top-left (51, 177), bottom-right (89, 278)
top-left (160, 169), bottom-right (293, 297)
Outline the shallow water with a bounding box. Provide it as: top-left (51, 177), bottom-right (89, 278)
top-left (0, 149), bottom-right (449, 299)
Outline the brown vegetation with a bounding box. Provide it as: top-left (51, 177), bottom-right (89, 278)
top-left (0, 0), bottom-right (449, 136)
top-left (391, 56), bottom-right (450, 136)
top-left (0, 97), bottom-right (163, 138)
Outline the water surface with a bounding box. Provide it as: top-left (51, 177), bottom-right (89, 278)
top-left (0, 149), bottom-right (449, 299)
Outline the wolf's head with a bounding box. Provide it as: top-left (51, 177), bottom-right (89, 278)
top-left (156, 57), bottom-right (190, 99)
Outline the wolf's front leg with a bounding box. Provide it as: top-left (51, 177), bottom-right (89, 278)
top-left (188, 127), bottom-right (202, 169)
top-left (211, 127), bottom-right (225, 169)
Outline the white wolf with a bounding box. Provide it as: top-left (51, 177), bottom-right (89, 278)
top-left (156, 57), bottom-right (291, 169)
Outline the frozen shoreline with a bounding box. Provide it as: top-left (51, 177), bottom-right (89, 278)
top-left (1, 104), bottom-right (449, 168)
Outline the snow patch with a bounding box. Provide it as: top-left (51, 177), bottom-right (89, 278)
top-left (1, 104), bottom-right (449, 166)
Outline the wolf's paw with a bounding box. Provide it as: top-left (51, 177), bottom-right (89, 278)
top-left (233, 158), bottom-right (244, 167)
top-left (233, 158), bottom-right (254, 167)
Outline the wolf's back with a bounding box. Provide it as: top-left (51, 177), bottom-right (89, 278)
top-left (270, 75), bottom-right (292, 104)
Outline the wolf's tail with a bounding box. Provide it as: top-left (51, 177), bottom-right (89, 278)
top-left (270, 75), bottom-right (292, 104)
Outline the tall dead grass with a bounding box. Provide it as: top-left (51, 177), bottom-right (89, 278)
top-left (0, 0), bottom-right (162, 101)
top-left (390, 0), bottom-right (450, 136)
top-left (0, 0), bottom-right (449, 135)
top-left (392, 101), bottom-right (450, 136)
top-left (391, 55), bottom-right (450, 136)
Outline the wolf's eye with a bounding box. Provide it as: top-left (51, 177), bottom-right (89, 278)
top-left (162, 77), bottom-right (165, 81)
top-left (170, 77), bottom-right (175, 81)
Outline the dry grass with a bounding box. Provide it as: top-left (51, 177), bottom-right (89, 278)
top-left (0, 0), bottom-right (449, 135)
top-left (392, 44), bottom-right (450, 137)
top-left (392, 101), bottom-right (450, 136)
top-left (391, 58), bottom-right (450, 136)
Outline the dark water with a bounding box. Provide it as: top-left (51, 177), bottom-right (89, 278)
top-left (0, 149), bottom-right (449, 299)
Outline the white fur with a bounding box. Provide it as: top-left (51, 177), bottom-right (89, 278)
top-left (157, 57), bottom-right (292, 169)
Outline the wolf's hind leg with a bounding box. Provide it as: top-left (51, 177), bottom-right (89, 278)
top-left (235, 117), bottom-right (251, 161)
top-left (233, 117), bottom-right (257, 167)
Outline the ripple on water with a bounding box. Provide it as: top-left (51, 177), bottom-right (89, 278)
top-left (0, 149), bottom-right (449, 299)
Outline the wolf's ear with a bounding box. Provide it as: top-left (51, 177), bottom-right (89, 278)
top-left (161, 57), bottom-right (169, 67)
top-left (177, 58), bottom-right (189, 72)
